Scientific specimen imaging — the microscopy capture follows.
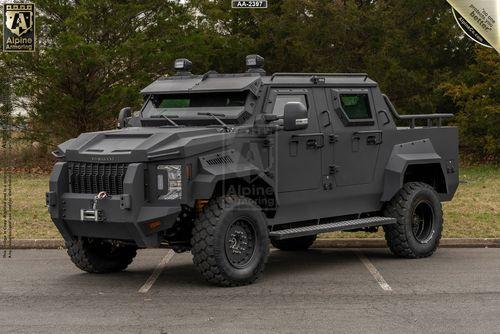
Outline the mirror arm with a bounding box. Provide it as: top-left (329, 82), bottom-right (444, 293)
top-left (117, 107), bottom-right (132, 129)
top-left (262, 114), bottom-right (282, 122)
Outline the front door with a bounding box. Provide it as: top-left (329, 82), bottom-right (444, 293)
top-left (267, 88), bottom-right (323, 194)
top-left (327, 88), bottom-right (381, 186)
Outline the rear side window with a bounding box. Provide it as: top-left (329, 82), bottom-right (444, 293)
top-left (340, 94), bottom-right (372, 119)
top-left (272, 95), bottom-right (307, 116)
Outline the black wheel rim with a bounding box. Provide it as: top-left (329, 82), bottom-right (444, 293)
top-left (224, 217), bottom-right (256, 269)
top-left (411, 200), bottom-right (435, 243)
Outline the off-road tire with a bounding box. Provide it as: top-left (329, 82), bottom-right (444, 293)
top-left (383, 182), bottom-right (443, 258)
top-left (66, 238), bottom-right (137, 273)
top-left (191, 195), bottom-right (269, 287)
top-left (271, 235), bottom-right (317, 251)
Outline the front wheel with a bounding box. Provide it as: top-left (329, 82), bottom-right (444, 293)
top-left (66, 238), bottom-right (137, 273)
top-left (383, 182), bottom-right (443, 258)
top-left (191, 195), bottom-right (269, 287)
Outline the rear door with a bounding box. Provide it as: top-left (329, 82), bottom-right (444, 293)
top-left (328, 88), bottom-right (381, 186)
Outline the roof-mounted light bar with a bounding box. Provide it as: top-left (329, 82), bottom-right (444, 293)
top-left (174, 58), bottom-right (192, 75)
top-left (246, 54), bottom-right (265, 74)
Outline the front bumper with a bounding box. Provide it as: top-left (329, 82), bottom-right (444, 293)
top-left (47, 162), bottom-right (181, 247)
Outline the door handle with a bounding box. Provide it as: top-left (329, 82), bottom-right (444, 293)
top-left (290, 133), bottom-right (325, 149)
top-left (306, 138), bottom-right (323, 149)
top-left (366, 135), bottom-right (382, 145)
top-left (352, 130), bottom-right (382, 145)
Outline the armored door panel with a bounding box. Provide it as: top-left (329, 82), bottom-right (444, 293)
top-left (329, 89), bottom-right (381, 186)
top-left (267, 89), bottom-right (323, 193)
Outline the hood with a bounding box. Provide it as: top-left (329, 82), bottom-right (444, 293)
top-left (57, 127), bottom-right (234, 163)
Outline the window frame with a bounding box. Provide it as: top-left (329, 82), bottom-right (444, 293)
top-left (140, 92), bottom-right (251, 119)
top-left (266, 89), bottom-right (309, 117)
top-left (331, 89), bottom-right (375, 127)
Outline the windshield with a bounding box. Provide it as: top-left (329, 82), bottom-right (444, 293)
top-left (142, 92), bottom-right (248, 118)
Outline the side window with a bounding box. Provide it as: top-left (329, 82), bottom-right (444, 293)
top-left (272, 95), bottom-right (307, 116)
top-left (339, 94), bottom-right (372, 119)
top-left (332, 90), bottom-right (374, 126)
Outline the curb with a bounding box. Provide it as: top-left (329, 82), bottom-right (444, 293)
top-left (2, 239), bottom-right (65, 249)
top-left (2, 238), bottom-right (499, 249)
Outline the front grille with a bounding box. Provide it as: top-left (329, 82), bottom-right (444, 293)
top-left (68, 162), bottom-right (128, 195)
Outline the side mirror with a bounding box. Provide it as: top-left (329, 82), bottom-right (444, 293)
top-left (117, 107), bottom-right (132, 129)
top-left (283, 102), bottom-right (308, 131)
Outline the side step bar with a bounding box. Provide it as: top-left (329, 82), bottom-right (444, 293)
top-left (269, 216), bottom-right (396, 240)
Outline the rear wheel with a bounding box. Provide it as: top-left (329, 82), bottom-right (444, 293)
top-left (383, 182), bottom-right (443, 258)
top-left (271, 235), bottom-right (317, 251)
top-left (66, 238), bottom-right (137, 273)
top-left (191, 195), bottom-right (269, 287)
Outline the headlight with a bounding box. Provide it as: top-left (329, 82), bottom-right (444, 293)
top-left (157, 165), bottom-right (182, 200)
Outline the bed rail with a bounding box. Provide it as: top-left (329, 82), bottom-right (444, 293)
top-left (382, 94), bottom-right (453, 128)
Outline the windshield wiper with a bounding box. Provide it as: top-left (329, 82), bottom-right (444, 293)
top-left (161, 114), bottom-right (179, 127)
top-left (197, 112), bottom-right (228, 128)
top-left (151, 114), bottom-right (180, 127)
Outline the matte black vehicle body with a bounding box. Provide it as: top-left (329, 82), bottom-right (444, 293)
top-left (47, 62), bottom-right (458, 257)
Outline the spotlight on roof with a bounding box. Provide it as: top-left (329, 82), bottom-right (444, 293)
top-left (174, 58), bottom-right (192, 75)
top-left (245, 54), bottom-right (265, 74)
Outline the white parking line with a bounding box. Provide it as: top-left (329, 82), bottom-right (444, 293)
top-left (138, 250), bottom-right (175, 294)
top-left (356, 251), bottom-right (392, 291)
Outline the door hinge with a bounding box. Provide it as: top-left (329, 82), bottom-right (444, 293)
top-left (329, 165), bottom-right (340, 174)
top-left (329, 134), bottom-right (339, 143)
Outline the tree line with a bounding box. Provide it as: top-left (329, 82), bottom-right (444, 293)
top-left (0, 0), bottom-right (498, 163)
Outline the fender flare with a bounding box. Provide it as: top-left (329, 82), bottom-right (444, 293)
top-left (190, 150), bottom-right (276, 204)
top-left (381, 139), bottom-right (446, 202)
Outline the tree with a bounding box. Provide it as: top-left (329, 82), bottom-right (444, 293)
top-left (0, 0), bottom-right (496, 164)
top-left (441, 47), bottom-right (500, 163)
top-left (1, 0), bottom-right (196, 144)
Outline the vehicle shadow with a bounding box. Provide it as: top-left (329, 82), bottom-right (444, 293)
top-left (152, 248), bottom-right (379, 289)
top-left (57, 248), bottom-right (395, 290)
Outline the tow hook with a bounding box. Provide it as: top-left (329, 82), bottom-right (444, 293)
top-left (80, 191), bottom-right (109, 222)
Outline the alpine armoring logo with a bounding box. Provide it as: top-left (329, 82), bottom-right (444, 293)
top-left (2, 3), bottom-right (35, 52)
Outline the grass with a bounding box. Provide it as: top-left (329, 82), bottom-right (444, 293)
top-left (324, 165), bottom-right (500, 238)
top-left (1, 165), bottom-right (499, 240)
top-left (7, 172), bottom-right (58, 239)
top-left (441, 165), bottom-right (499, 237)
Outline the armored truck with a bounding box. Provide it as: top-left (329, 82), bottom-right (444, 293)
top-left (47, 55), bottom-right (459, 286)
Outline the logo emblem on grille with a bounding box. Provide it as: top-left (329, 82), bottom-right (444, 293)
top-left (91, 156), bottom-right (115, 162)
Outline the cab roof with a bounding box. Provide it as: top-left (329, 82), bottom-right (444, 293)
top-left (140, 73), bottom-right (262, 95)
top-left (140, 72), bottom-right (377, 95)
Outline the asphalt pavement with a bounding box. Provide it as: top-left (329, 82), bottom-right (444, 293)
top-left (1, 248), bottom-right (499, 333)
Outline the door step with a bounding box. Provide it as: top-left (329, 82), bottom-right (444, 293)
top-left (269, 216), bottom-right (396, 240)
